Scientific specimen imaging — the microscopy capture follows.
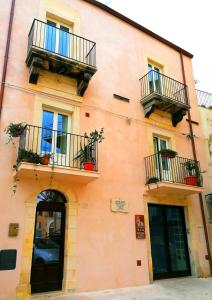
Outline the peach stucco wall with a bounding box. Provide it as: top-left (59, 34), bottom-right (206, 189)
top-left (0, 0), bottom-right (210, 299)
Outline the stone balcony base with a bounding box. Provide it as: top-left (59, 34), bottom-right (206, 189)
top-left (144, 181), bottom-right (204, 196)
top-left (15, 162), bottom-right (100, 184)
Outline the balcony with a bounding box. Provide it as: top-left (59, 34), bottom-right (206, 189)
top-left (15, 125), bottom-right (100, 184)
top-left (140, 70), bottom-right (190, 126)
top-left (144, 153), bottom-right (203, 195)
top-left (26, 19), bottom-right (97, 96)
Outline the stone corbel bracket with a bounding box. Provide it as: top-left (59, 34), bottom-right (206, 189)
top-left (27, 54), bottom-right (95, 96)
top-left (77, 72), bottom-right (93, 96)
top-left (142, 99), bottom-right (188, 127)
top-left (28, 57), bottom-right (43, 84)
top-left (172, 109), bottom-right (188, 127)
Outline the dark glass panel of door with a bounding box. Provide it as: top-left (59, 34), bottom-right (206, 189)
top-left (148, 204), bottom-right (191, 280)
top-left (166, 207), bottom-right (190, 274)
top-left (31, 202), bottom-right (65, 293)
top-left (148, 206), bottom-right (169, 274)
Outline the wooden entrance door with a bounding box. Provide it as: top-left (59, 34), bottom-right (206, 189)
top-left (30, 190), bottom-right (66, 293)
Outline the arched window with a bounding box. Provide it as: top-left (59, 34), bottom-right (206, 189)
top-left (37, 190), bottom-right (66, 203)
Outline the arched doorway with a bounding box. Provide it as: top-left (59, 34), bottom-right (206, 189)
top-left (30, 190), bottom-right (66, 293)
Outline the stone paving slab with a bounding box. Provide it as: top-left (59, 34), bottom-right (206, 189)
top-left (35, 277), bottom-right (212, 300)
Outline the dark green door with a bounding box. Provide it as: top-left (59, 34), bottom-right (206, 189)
top-left (148, 204), bottom-right (191, 279)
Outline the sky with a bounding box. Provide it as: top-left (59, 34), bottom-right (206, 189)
top-left (98, 0), bottom-right (211, 93)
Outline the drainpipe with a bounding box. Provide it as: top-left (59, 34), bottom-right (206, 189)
top-left (0, 0), bottom-right (15, 118)
top-left (180, 51), bottom-right (212, 274)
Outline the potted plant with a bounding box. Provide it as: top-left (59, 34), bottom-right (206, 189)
top-left (77, 145), bottom-right (96, 171)
top-left (5, 122), bottom-right (26, 143)
top-left (17, 148), bottom-right (41, 164)
top-left (183, 160), bottom-right (200, 186)
top-left (75, 128), bottom-right (104, 171)
top-left (40, 153), bottom-right (51, 165)
top-left (159, 148), bottom-right (178, 158)
top-left (146, 177), bottom-right (159, 184)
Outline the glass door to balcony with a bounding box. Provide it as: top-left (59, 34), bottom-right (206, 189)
top-left (148, 64), bottom-right (162, 94)
top-left (45, 20), bottom-right (70, 57)
top-left (45, 20), bottom-right (56, 53)
top-left (58, 25), bottom-right (70, 57)
top-left (153, 136), bottom-right (171, 181)
top-left (148, 204), bottom-right (191, 280)
top-left (41, 110), bottom-right (71, 166)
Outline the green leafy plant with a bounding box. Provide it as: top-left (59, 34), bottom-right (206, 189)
top-left (75, 128), bottom-right (104, 165)
top-left (146, 177), bottom-right (159, 184)
top-left (5, 122), bottom-right (26, 143)
top-left (184, 160), bottom-right (200, 176)
top-left (17, 148), bottom-right (41, 164)
top-left (13, 149), bottom-right (41, 194)
top-left (183, 160), bottom-right (202, 186)
top-left (159, 148), bottom-right (178, 158)
top-left (76, 145), bottom-right (96, 164)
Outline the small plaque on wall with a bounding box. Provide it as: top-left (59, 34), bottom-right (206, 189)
top-left (8, 223), bottom-right (19, 237)
top-left (111, 199), bottom-right (129, 213)
top-left (135, 215), bottom-right (145, 239)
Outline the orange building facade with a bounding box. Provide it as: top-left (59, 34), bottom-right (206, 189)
top-left (0, 0), bottom-right (211, 299)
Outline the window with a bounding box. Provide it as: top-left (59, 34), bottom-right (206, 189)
top-left (148, 63), bottom-right (162, 94)
top-left (153, 136), bottom-right (168, 154)
top-left (153, 136), bottom-right (170, 180)
top-left (45, 18), bottom-right (72, 57)
top-left (41, 109), bottom-right (71, 156)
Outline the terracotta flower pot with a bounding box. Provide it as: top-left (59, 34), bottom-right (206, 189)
top-left (41, 155), bottom-right (50, 165)
top-left (83, 162), bottom-right (95, 171)
top-left (184, 176), bottom-right (198, 186)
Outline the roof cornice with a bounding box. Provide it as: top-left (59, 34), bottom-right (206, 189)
top-left (82, 0), bottom-right (193, 58)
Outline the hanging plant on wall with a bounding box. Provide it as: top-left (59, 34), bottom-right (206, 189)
top-left (5, 122), bottom-right (26, 143)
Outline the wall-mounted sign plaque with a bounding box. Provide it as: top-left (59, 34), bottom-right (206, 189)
top-left (8, 223), bottom-right (19, 237)
top-left (111, 199), bottom-right (129, 213)
top-left (135, 215), bottom-right (145, 239)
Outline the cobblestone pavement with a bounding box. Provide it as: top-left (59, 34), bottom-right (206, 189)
top-left (34, 277), bottom-right (212, 300)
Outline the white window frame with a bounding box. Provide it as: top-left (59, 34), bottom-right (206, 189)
top-left (41, 108), bottom-right (72, 166)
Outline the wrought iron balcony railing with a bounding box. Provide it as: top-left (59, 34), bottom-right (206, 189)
top-left (140, 70), bottom-right (189, 105)
top-left (145, 153), bottom-right (202, 187)
top-left (18, 125), bottom-right (98, 171)
top-left (28, 19), bottom-right (96, 67)
top-left (139, 70), bottom-right (190, 126)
